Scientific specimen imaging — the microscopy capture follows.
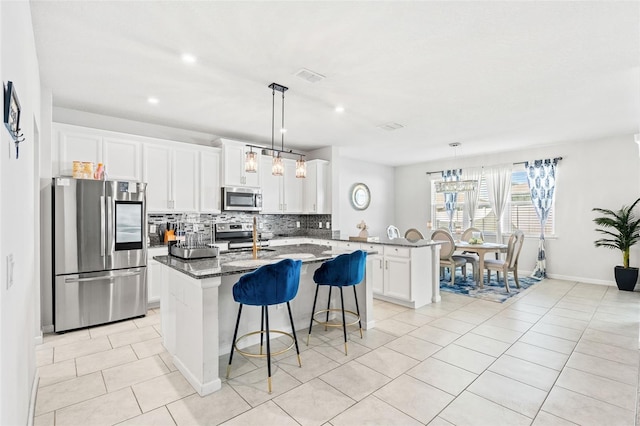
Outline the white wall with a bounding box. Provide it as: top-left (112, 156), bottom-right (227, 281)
top-left (395, 134), bottom-right (640, 285)
top-left (0, 1), bottom-right (42, 424)
top-left (335, 154), bottom-right (395, 239)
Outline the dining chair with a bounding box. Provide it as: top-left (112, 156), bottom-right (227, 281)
top-left (457, 227), bottom-right (485, 280)
top-left (484, 230), bottom-right (525, 292)
top-left (404, 228), bottom-right (424, 242)
top-left (431, 229), bottom-right (467, 284)
top-left (386, 225), bottom-right (400, 239)
top-left (227, 258), bottom-right (302, 393)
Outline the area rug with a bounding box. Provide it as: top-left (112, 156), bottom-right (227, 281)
top-left (439, 272), bottom-right (540, 303)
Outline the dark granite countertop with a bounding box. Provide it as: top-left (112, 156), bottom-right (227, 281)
top-left (149, 235), bottom-right (442, 251)
top-left (153, 243), bottom-right (374, 279)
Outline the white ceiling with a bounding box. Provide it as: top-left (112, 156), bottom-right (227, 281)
top-left (30, 1), bottom-right (640, 166)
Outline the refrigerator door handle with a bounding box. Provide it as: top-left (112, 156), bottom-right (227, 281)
top-left (107, 196), bottom-right (114, 254)
top-left (100, 195), bottom-right (106, 257)
top-left (64, 270), bottom-right (142, 283)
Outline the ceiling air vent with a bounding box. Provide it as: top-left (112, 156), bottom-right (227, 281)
top-left (295, 68), bottom-right (325, 83)
top-left (377, 122), bottom-right (405, 131)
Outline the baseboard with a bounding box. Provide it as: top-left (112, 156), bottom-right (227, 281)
top-left (28, 371), bottom-right (40, 426)
top-left (41, 324), bottom-right (54, 334)
top-left (544, 273), bottom-right (616, 286)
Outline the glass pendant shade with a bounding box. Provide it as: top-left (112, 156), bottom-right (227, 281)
top-left (245, 150), bottom-right (258, 173)
top-left (295, 158), bottom-right (306, 178)
top-left (272, 154), bottom-right (284, 176)
top-left (435, 180), bottom-right (477, 193)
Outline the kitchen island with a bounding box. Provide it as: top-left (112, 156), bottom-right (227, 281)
top-left (154, 239), bottom-right (442, 396)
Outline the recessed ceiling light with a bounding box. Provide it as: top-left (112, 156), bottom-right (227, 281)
top-left (335, 106), bottom-right (345, 113)
top-left (147, 97), bottom-right (159, 105)
top-left (181, 53), bottom-right (197, 64)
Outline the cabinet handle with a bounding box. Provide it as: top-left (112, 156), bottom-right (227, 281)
top-left (313, 203), bottom-right (316, 211)
top-left (385, 260), bottom-right (389, 270)
top-left (379, 259), bottom-right (383, 269)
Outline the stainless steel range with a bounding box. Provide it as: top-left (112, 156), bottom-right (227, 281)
top-left (215, 222), bottom-right (271, 251)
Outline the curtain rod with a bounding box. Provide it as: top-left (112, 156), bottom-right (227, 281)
top-left (425, 156), bottom-right (563, 175)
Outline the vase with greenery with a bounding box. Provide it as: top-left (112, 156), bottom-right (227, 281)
top-left (593, 197), bottom-right (640, 291)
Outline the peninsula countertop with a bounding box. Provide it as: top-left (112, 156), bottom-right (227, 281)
top-left (153, 243), bottom-right (374, 280)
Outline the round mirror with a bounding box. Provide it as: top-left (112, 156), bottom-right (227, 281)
top-left (350, 183), bottom-right (371, 210)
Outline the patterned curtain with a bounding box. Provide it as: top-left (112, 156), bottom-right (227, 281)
top-left (525, 158), bottom-right (559, 280)
top-left (486, 164), bottom-right (512, 244)
top-left (442, 169), bottom-right (461, 233)
top-left (463, 167), bottom-right (483, 228)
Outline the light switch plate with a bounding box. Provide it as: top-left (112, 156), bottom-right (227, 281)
top-left (318, 222), bottom-right (323, 228)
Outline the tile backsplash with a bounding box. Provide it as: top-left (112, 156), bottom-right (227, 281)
top-left (148, 212), bottom-right (333, 246)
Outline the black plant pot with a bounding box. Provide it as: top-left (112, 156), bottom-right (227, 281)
top-left (614, 266), bottom-right (639, 291)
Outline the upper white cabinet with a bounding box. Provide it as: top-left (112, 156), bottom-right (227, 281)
top-left (56, 126), bottom-right (103, 176)
top-left (216, 138), bottom-right (261, 188)
top-left (55, 124), bottom-right (142, 181)
top-left (143, 144), bottom-right (173, 211)
top-left (304, 159), bottom-right (331, 214)
top-left (259, 157), bottom-right (303, 213)
top-left (103, 137), bottom-right (142, 181)
top-left (172, 145), bottom-right (199, 212)
top-left (199, 149), bottom-right (221, 213)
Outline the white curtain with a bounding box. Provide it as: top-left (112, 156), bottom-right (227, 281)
top-left (462, 167), bottom-right (483, 228)
top-left (486, 164), bottom-right (512, 243)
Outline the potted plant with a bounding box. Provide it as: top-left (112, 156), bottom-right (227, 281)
top-left (593, 197), bottom-right (640, 291)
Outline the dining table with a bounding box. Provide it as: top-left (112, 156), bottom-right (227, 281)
top-left (455, 241), bottom-right (507, 288)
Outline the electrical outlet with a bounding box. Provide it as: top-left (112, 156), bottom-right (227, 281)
top-left (296, 221), bottom-right (300, 228)
top-left (150, 224), bottom-right (157, 233)
top-left (326, 222), bottom-right (331, 229)
top-left (318, 222), bottom-right (323, 228)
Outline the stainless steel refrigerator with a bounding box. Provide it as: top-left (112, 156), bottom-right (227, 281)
top-left (52, 177), bottom-right (148, 332)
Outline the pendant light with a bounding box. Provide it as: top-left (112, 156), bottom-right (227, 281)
top-left (271, 83), bottom-right (286, 176)
top-left (295, 155), bottom-right (306, 178)
top-left (244, 82), bottom-right (306, 177)
top-left (245, 146), bottom-right (258, 173)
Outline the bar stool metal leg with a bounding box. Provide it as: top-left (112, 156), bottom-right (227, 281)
top-left (307, 284), bottom-right (320, 346)
top-left (260, 306), bottom-right (265, 356)
top-left (286, 301), bottom-right (302, 367)
top-left (339, 287), bottom-right (348, 355)
top-left (324, 286), bottom-right (332, 331)
top-left (353, 286), bottom-right (363, 338)
top-left (264, 305), bottom-right (272, 393)
top-left (227, 304), bottom-right (243, 379)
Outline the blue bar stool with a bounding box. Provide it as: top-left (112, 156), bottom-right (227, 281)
top-left (307, 250), bottom-right (367, 355)
top-left (227, 258), bottom-right (302, 393)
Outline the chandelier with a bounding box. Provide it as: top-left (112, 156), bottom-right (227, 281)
top-left (434, 143), bottom-right (477, 193)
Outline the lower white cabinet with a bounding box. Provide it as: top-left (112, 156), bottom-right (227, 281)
top-left (369, 244), bottom-right (438, 308)
top-left (147, 247), bottom-right (167, 305)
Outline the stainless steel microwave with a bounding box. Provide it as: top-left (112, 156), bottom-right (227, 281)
top-left (222, 186), bottom-right (262, 212)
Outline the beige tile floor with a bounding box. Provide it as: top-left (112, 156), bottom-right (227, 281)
top-left (33, 279), bottom-right (640, 425)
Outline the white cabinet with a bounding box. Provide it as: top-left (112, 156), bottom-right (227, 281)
top-left (369, 244), bottom-right (438, 308)
top-left (260, 157), bottom-right (303, 213)
top-left (143, 143), bottom-right (204, 213)
top-left (147, 247), bottom-right (166, 306)
top-left (54, 124), bottom-right (142, 180)
top-left (304, 159), bottom-right (331, 214)
top-left (373, 246), bottom-right (412, 301)
top-left (143, 144), bottom-right (173, 211)
top-left (103, 137), bottom-right (142, 181)
top-left (217, 139), bottom-right (261, 188)
top-left (172, 146), bottom-right (199, 212)
top-left (200, 149), bottom-right (221, 213)
top-left (56, 126), bottom-right (103, 176)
